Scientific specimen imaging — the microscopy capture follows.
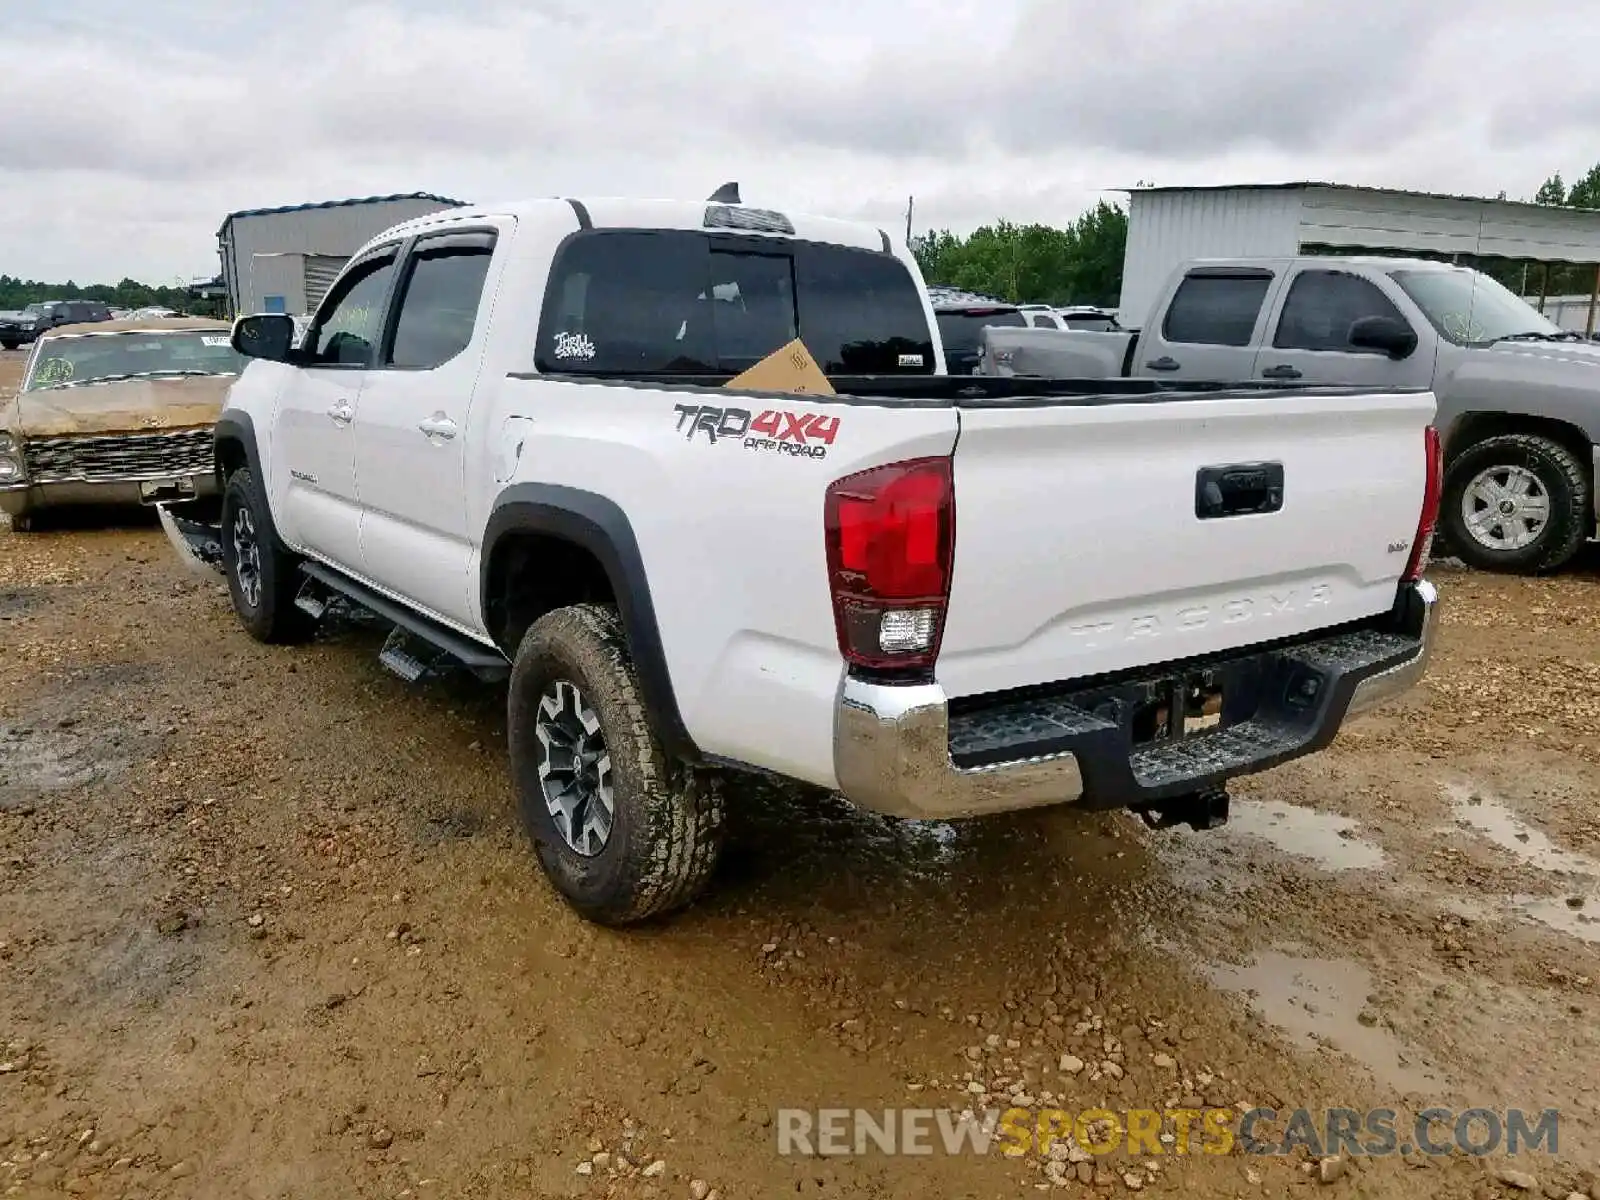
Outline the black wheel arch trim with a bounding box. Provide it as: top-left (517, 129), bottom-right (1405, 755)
top-left (484, 483), bottom-right (699, 761)
top-left (213, 409), bottom-right (289, 549)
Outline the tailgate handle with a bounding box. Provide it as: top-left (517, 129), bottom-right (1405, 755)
top-left (1196, 462), bottom-right (1284, 519)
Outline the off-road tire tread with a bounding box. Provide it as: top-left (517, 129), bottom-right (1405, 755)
top-left (510, 603), bottom-right (723, 925)
top-left (221, 466), bottom-right (315, 644)
top-left (1442, 433), bottom-right (1589, 575)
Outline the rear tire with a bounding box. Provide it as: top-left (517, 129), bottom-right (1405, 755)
top-left (8, 511), bottom-right (39, 533)
top-left (0, 340), bottom-right (17, 352)
top-left (508, 603), bottom-right (724, 926)
top-left (220, 467), bottom-right (315, 643)
top-left (1440, 434), bottom-right (1588, 574)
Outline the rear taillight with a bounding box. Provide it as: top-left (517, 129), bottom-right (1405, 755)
top-left (1403, 426), bottom-right (1443, 583)
top-left (824, 457), bottom-right (955, 671)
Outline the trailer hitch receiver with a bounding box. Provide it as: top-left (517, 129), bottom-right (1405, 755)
top-left (1138, 787), bottom-right (1230, 832)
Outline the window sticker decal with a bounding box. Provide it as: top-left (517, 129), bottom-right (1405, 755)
top-left (552, 331), bottom-right (596, 361)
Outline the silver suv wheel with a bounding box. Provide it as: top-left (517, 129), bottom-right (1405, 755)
top-left (1460, 464), bottom-right (1549, 552)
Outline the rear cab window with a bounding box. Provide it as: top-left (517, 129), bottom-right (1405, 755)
top-left (535, 231), bottom-right (936, 376)
top-left (934, 308), bottom-right (1028, 352)
top-left (1161, 270), bottom-right (1275, 346)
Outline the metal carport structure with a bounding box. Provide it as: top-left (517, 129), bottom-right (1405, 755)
top-left (1117, 183), bottom-right (1600, 334)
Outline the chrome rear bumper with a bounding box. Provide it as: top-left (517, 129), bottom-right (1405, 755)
top-left (834, 580), bottom-right (1438, 821)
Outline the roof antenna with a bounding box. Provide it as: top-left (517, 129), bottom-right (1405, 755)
top-left (707, 181), bottom-right (740, 204)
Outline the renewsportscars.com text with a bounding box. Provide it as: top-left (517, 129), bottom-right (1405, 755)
top-left (774, 1106), bottom-right (1560, 1158)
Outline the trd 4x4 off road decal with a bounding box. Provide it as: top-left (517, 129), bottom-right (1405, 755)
top-left (672, 404), bottom-right (840, 460)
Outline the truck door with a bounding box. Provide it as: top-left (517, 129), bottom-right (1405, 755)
top-left (272, 245), bottom-right (401, 572)
top-left (1252, 265), bottom-right (1434, 389)
top-left (353, 226), bottom-right (504, 630)
top-left (1134, 265), bottom-right (1284, 381)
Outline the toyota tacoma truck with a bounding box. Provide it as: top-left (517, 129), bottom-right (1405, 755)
top-left (979, 255), bottom-right (1600, 575)
top-left (160, 196), bottom-right (1441, 926)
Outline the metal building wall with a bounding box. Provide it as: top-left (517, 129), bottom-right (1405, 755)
top-left (1297, 186), bottom-right (1600, 263)
top-left (221, 196), bottom-right (459, 316)
top-left (1119, 188), bottom-right (1301, 328)
top-left (248, 254), bottom-right (306, 316)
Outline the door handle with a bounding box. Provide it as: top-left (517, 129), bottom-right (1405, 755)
top-left (1146, 356), bottom-right (1181, 372)
top-left (327, 400), bottom-right (354, 425)
top-left (1196, 462), bottom-right (1285, 519)
top-left (418, 413), bottom-right (458, 441)
top-left (1261, 364), bottom-right (1303, 380)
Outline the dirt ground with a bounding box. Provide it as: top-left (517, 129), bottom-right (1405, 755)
top-left (5, 346), bottom-right (1600, 1198)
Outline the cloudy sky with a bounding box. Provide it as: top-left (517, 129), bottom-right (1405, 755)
top-left (4, 0), bottom-right (1596, 284)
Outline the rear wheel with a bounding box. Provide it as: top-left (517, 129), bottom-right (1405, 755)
top-left (220, 467), bottom-right (315, 643)
top-left (0, 340), bottom-right (17, 352)
top-left (508, 603), bottom-right (724, 925)
top-left (1441, 434), bottom-right (1588, 574)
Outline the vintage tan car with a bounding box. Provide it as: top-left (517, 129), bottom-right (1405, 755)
top-left (0, 317), bottom-right (241, 531)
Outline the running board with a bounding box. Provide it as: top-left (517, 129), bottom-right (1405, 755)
top-left (298, 561), bottom-right (510, 682)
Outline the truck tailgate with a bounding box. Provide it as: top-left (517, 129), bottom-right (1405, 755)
top-left (938, 388), bottom-right (1437, 699)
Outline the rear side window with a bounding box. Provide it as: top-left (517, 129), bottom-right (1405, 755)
top-left (1030, 313), bottom-right (1058, 329)
top-left (1273, 270), bottom-right (1408, 352)
top-left (1162, 274), bottom-right (1273, 346)
top-left (934, 309), bottom-right (1028, 352)
top-left (387, 234), bottom-right (496, 369)
top-left (535, 231), bottom-right (935, 376)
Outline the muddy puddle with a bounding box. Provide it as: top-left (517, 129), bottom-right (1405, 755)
top-left (1204, 948), bottom-right (1445, 1097)
top-left (1442, 782), bottom-right (1600, 877)
top-left (1222, 798), bottom-right (1387, 871)
top-left (1440, 782), bottom-right (1600, 944)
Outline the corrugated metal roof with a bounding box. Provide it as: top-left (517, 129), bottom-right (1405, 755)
top-left (217, 192), bottom-right (467, 235)
top-left (926, 284), bottom-right (1014, 309)
top-left (1117, 181), bottom-right (1600, 217)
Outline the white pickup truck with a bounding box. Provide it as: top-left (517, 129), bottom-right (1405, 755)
top-left (160, 196), bottom-right (1442, 925)
top-left (981, 255), bottom-right (1600, 574)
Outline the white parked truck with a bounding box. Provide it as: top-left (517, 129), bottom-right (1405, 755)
top-left (160, 197), bottom-right (1442, 925)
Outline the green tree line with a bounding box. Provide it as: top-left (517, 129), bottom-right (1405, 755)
top-left (0, 275), bottom-right (204, 314)
top-left (912, 164), bottom-right (1600, 310)
top-left (912, 200), bottom-right (1127, 307)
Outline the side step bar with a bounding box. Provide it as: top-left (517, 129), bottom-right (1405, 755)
top-left (298, 561), bottom-right (510, 682)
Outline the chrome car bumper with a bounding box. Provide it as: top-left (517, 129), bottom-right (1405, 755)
top-left (0, 473), bottom-right (218, 517)
top-left (834, 580), bottom-right (1438, 821)
top-left (1345, 579), bottom-right (1439, 717)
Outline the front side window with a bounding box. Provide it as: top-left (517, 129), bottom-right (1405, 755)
top-left (1273, 271), bottom-right (1409, 352)
top-left (1391, 268), bottom-right (1564, 347)
top-left (308, 251), bottom-right (398, 366)
top-left (387, 237), bottom-right (496, 370)
top-left (535, 231), bottom-right (935, 376)
top-left (1030, 313), bottom-right (1059, 329)
top-left (1162, 274), bottom-right (1273, 346)
top-left (25, 331), bottom-right (244, 391)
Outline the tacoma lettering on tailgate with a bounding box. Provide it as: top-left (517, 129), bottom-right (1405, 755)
top-left (1067, 584), bottom-right (1334, 644)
